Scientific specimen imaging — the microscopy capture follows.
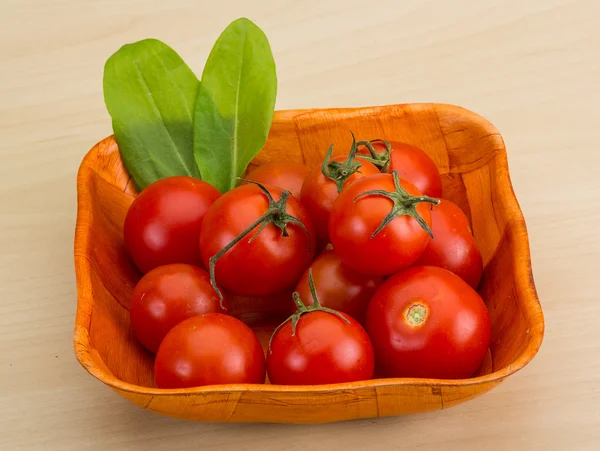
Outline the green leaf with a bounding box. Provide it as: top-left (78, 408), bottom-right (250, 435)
top-left (103, 39), bottom-right (200, 190)
top-left (193, 18), bottom-right (277, 193)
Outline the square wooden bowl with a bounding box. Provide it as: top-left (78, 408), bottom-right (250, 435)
top-left (74, 103), bottom-right (544, 424)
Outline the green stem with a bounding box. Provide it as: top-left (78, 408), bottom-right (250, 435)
top-left (354, 170), bottom-right (440, 239)
top-left (355, 138), bottom-right (392, 172)
top-left (355, 140), bottom-right (379, 159)
top-left (208, 213), bottom-right (267, 305)
top-left (321, 132), bottom-right (364, 193)
top-left (268, 269), bottom-right (350, 353)
top-left (307, 268), bottom-right (321, 308)
top-left (208, 180), bottom-right (312, 308)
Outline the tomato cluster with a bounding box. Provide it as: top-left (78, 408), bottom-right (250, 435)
top-left (123, 135), bottom-right (491, 388)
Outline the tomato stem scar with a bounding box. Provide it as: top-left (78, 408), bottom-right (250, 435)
top-left (406, 303), bottom-right (428, 326)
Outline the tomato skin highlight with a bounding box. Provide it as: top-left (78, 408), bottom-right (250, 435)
top-left (124, 176), bottom-right (221, 273)
top-left (267, 311), bottom-right (374, 385)
top-left (130, 264), bottom-right (228, 354)
top-left (154, 314), bottom-right (266, 388)
top-left (329, 173), bottom-right (433, 276)
top-left (199, 183), bottom-right (316, 296)
top-left (359, 141), bottom-right (442, 198)
top-left (416, 200), bottom-right (483, 288)
top-left (244, 161), bottom-right (310, 200)
top-left (366, 266), bottom-right (491, 379)
top-left (294, 251), bottom-right (383, 324)
top-left (300, 155), bottom-right (380, 243)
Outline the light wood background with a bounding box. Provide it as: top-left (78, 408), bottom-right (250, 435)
top-left (1, 0), bottom-right (599, 449)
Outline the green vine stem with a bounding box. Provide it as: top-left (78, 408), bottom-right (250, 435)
top-left (355, 138), bottom-right (392, 172)
top-left (208, 179), bottom-right (312, 308)
top-left (321, 132), bottom-right (364, 193)
top-left (268, 269), bottom-right (350, 353)
top-left (354, 170), bottom-right (440, 238)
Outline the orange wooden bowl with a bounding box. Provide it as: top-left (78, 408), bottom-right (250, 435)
top-left (74, 103), bottom-right (544, 424)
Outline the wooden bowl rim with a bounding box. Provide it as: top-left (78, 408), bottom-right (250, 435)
top-left (73, 103), bottom-right (544, 396)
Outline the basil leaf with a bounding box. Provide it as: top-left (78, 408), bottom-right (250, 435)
top-left (193, 18), bottom-right (277, 193)
top-left (103, 39), bottom-right (200, 190)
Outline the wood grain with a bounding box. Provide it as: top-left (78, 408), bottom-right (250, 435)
top-left (2, 0), bottom-right (600, 448)
top-left (73, 104), bottom-right (543, 423)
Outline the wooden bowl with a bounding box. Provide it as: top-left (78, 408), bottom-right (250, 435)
top-left (74, 103), bottom-right (544, 424)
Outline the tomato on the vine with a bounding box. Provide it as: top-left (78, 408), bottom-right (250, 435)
top-left (416, 199), bottom-right (483, 288)
top-left (124, 176), bottom-right (220, 273)
top-left (129, 264), bottom-right (227, 354)
top-left (267, 271), bottom-right (374, 385)
top-left (357, 140), bottom-right (442, 198)
top-left (244, 161), bottom-right (310, 199)
top-left (199, 182), bottom-right (315, 297)
top-left (294, 250), bottom-right (382, 324)
top-left (301, 143), bottom-right (380, 243)
top-left (366, 266), bottom-right (491, 379)
top-left (329, 172), bottom-right (439, 275)
top-left (155, 313), bottom-right (266, 388)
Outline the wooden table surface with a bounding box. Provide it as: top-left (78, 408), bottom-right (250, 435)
top-left (1, 0), bottom-right (599, 449)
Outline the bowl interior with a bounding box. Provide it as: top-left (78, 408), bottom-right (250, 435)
top-left (75, 103), bottom-right (543, 389)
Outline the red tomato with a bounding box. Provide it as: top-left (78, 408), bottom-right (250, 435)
top-left (129, 264), bottom-right (227, 354)
top-left (301, 155), bottom-right (379, 243)
top-left (244, 161), bottom-right (310, 199)
top-left (416, 200), bottom-right (483, 288)
top-left (155, 314), bottom-right (265, 388)
top-left (366, 266), bottom-right (491, 379)
top-left (329, 172), bottom-right (437, 275)
top-left (358, 141), bottom-right (442, 198)
top-left (294, 251), bottom-right (383, 324)
top-left (267, 304), bottom-right (374, 385)
top-left (124, 176), bottom-right (220, 273)
top-left (199, 183), bottom-right (315, 296)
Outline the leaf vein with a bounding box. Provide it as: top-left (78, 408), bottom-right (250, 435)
top-left (231, 27), bottom-right (249, 189)
top-left (132, 59), bottom-right (193, 177)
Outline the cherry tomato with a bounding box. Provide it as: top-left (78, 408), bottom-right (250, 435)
top-left (129, 264), bottom-right (228, 354)
top-left (366, 266), bottom-right (491, 379)
top-left (267, 289), bottom-right (374, 385)
top-left (416, 200), bottom-right (483, 288)
top-left (329, 172), bottom-right (436, 276)
top-left (294, 251), bottom-right (383, 324)
top-left (358, 141), bottom-right (442, 198)
top-left (199, 183), bottom-right (315, 296)
top-left (155, 314), bottom-right (266, 388)
top-left (244, 161), bottom-right (310, 199)
top-left (301, 155), bottom-right (379, 243)
top-left (124, 176), bottom-right (220, 273)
